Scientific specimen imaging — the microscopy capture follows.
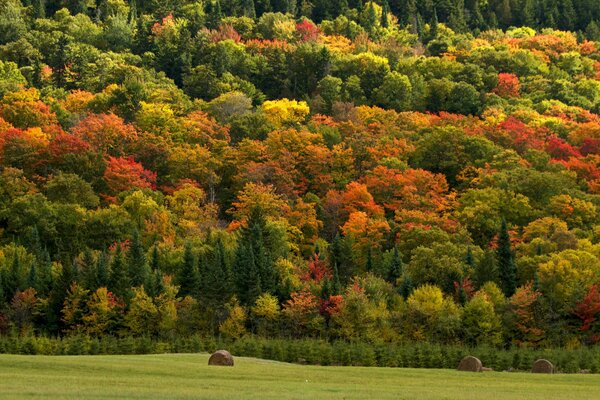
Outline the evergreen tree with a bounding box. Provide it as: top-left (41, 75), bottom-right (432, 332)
top-left (82, 249), bottom-right (97, 290)
top-left (387, 246), bottom-right (403, 285)
top-left (381, 0), bottom-right (390, 28)
top-left (364, 1), bottom-right (378, 33)
top-left (242, 0), bottom-right (256, 18)
top-left (233, 243), bottom-right (261, 305)
top-left (458, 287), bottom-right (467, 306)
top-left (586, 20), bottom-right (600, 41)
top-left (497, 218), bottom-right (517, 297)
top-left (178, 242), bottom-right (200, 298)
top-left (48, 260), bottom-right (75, 332)
top-left (399, 275), bottom-right (413, 299)
top-left (8, 253), bottom-right (23, 296)
top-left (109, 246), bottom-right (130, 301)
top-left (128, 229), bottom-right (149, 288)
top-left (27, 262), bottom-right (38, 291)
top-left (465, 246), bottom-right (474, 270)
top-left (152, 269), bottom-right (165, 297)
top-left (430, 8), bottom-right (439, 39)
top-left (474, 249), bottom-right (498, 288)
top-left (329, 233), bottom-right (353, 284)
top-left (32, 0), bottom-right (46, 18)
top-left (151, 245), bottom-right (160, 272)
top-left (96, 250), bottom-right (109, 288)
top-left (50, 34), bottom-right (69, 87)
top-left (207, 0), bottom-right (223, 28)
top-left (533, 268), bottom-right (540, 292)
top-left (0, 271), bottom-right (4, 305)
top-left (332, 262), bottom-right (341, 295)
top-left (38, 248), bottom-right (53, 296)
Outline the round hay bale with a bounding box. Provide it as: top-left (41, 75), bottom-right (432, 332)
top-left (208, 350), bottom-right (234, 366)
top-left (457, 356), bottom-right (483, 372)
top-left (532, 359), bottom-right (553, 374)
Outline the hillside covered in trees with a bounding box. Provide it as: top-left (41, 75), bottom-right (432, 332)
top-left (0, 0), bottom-right (600, 349)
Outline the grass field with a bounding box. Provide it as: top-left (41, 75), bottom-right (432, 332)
top-left (1, 353), bottom-right (600, 400)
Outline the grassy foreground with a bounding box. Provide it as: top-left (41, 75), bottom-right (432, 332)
top-left (1, 353), bottom-right (600, 400)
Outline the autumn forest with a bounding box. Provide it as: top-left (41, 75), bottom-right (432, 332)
top-left (0, 0), bottom-right (600, 352)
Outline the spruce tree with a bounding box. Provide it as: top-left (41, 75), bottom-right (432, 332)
top-left (82, 249), bottom-right (97, 290)
top-left (96, 250), bottom-right (109, 288)
top-left (474, 249), bottom-right (498, 288)
top-left (387, 245), bottom-right (403, 285)
top-left (151, 245), bottom-right (160, 272)
top-left (586, 20), bottom-right (600, 41)
top-left (497, 218), bottom-right (516, 297)
top-left (0, 272), bottom-right (4, 305)
top-left (8, 254), bottom-right (23, 295)
top-left (48, 260), bottom-right (75, 332)
top-left (233, 243), bottom-right (261, 305)
top-left (204, 238), bottom-right (232, 306)
top-left (128, 229), bottom-right (149, 288)
top-left (153, 269), bottom-right (165, 297)
top-left (399, 275), bottom-right (414, 299)
top-left (178, 242), bottom-right (200, 298)
top-left (38, 248), bottom-right (53, 296)
top-left (27, 262), bottom-right (38, 291)
top-left (242, 0), bottom-right (256, 18)
top-left (465, 246), bottom-right (474, 270)
top-left (332, 262), bottom-right (341, 295)
top-left (32, 0), bottom-right (46, 18)
top-left (109, 246), bottom-right (130, 301)
top-left (364, 1), bottom-right (378, 33)
top-left (381, 0), bottom-right (390, 28)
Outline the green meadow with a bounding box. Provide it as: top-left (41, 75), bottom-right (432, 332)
top-left (1, 353), bottom-right (599, 399)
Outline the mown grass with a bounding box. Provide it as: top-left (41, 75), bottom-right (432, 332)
top-left (1, 353), bottom-right (599, 399)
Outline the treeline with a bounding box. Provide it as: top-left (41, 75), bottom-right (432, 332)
top-left (17, 0), bottom-right (600, 36)
top-left (2, 335), bottom-right (600, 373)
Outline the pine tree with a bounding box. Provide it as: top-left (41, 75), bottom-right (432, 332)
top-left (96, 250), bottom-right (109, 288)
top-left (399, 275), bottom-right (414, 299)
top-left (151, 245), bottom-right (160, 272)
top-left (332, 262), bottom-right (341, 295)
top-left (474, 249), bottom-right (498, 288)
top-left (48, 260), bottom-right (75, 332)
top-left (465, 246), bottom-right (474, 269)
top-left (38, 248), bottom-right (52, 296)
top-left (0, 272), bottom-right (4, 305)
top-left (497, 218), bottom-right (516, 297)
top-left (533, 268), bottom-right (540, 292)
top-left (204, 238), bottom-right (233, 305)
top-left (27, 262), bottom-right (38, 291)
top-left (82, 249), bottom-right (97, 290)
top-left (128, 229), bottom-right (149, 288)
top-left (381, 0), bottom-right (390, 28)
top-left (233, 243), bottom-right (261, 305)
top-left (586, 20), bottom-right (600, 41)
top-left (178, 242), bottom-right (200, 298)
top-left (109, 246), bottom-right (130, 301)
top-left (32, 0), bottom-right (46, 18)
top-left (458, 287), bottom-right (467, 305)
top-left (364, 1), bottom-right (378, 33)
top-left (242, 0), bottom-right (256, 18)
top-left (8, 254), bottom-right (23, 296)
top-left (148, 269), bottom-right (165, 298)
top-left (387, 246), bottom-right (403, 285)
top-left (340, 235), bottom-right (355, 283)
top-left (430, 7), bottom-right (439, 39)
